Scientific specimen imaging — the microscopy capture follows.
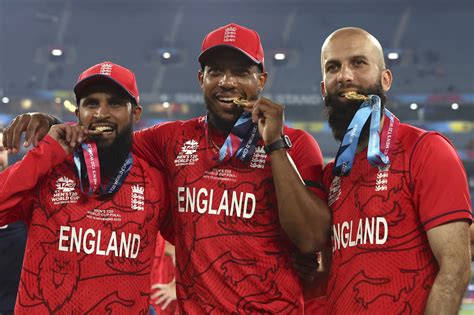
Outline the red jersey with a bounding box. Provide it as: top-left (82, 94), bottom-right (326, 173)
top-left (323, 124), bottom-right (472, 314)
top-left (133, 116), bottom-right (325, 314)
top-left (0, 135), bottom-right (168, 314)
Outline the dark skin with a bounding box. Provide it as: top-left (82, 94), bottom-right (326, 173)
top-left (3, 48), bottom-right (331, 255)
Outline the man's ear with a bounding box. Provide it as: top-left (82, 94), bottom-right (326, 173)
top-left (320, 81), bottom-right (326, 98)
top-left (198, 70), bottom-right (204, 88)
top-left (132, 105), bottom-right (143, 124)
top-left (257, 72), bottom-right (268, 92)
top-left (381, 69), bottom-right (393, 92)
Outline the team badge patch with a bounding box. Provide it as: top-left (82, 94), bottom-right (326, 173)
top-left (52, 176), bottom-right (80, 205)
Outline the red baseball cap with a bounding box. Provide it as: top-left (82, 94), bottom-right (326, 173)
top-left (198, 23), bottom-right (265, 71)
top-left (74, 61), bottom-right (139, 104)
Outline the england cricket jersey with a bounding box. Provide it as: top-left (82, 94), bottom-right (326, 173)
top-left (323, 124), bottom-right (472, 314)
top-left (0, 135), bottom-right (169, 314)
top-left (134, 116), bottom-right (325, 314)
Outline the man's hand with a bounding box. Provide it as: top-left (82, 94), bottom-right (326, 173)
top-left (150, 279), bottom-right (177, 310)
top-left (248, 97), bottom-right (284, 145)
top-left (292, 251), bottom-right (319, 284)
top-left (48, 124), bottom-right (87, 155)
top-left (3, 112), bottom-right (59, 153)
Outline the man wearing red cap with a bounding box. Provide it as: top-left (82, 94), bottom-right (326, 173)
top-left (3, 23), bottom-right (330, 313)
top-left (0, 62), bottom-right (169, 313)
top-left (135, 22), bottom-right (330, 314)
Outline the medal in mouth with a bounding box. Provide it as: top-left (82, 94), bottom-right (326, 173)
top-left (232, 98), bottom-right (249, 108)
top-left (342, 91), bottom-right (370, 101)
top-left (88, 125), bottom-right (115, 135)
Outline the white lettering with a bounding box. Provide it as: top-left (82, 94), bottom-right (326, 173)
top-left (177, 187), bottom-right (256, 219)
top-left (332, 217), bottom-right (389, 251)
top-left (57, 226), bottom-right (140, 258)
top-left (58, 226), bottom-right (70, 251)
top-left (178, 187), bottom-right (185, 212)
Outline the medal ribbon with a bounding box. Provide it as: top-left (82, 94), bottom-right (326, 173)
top-left (333, 95), bottom-right (399, 176)
top-left (73, 141), bottom-right (133, 195)
top-left (206, 112), bottom-right (260, 163)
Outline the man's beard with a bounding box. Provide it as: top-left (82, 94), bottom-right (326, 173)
top-left (95, 123), bottom-right (133, 179)
top-left (324, 83), bottom-right (387, 143)
top-left (204, 95), bottom-right (244, 135)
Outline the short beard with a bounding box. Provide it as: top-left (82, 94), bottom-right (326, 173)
top-left (96, 123), bottom-right (133, 179)
top-left (204, 95), bottom-right (243, 135)
top-left (324, 83), bottom-right (387, 143)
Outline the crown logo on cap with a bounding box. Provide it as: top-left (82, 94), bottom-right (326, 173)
top-left (223, 26), bottom-right (237, 42)
top-left (99, 63), bottom-right (113, 76)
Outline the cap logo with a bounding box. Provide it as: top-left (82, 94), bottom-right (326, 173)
top-left (99, 63), bottom-right (113, 76)
top-left (223, 26), bottom-right (237, 42)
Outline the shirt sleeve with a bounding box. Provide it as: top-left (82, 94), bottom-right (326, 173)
top-left (410, 133), bottom-right (472, 230)
top-left (133, 124), bottom-right (166, 171)
top-left (0, 135), bottom-right (67, 225)
top-left (288, 129), bottom-right (327, 201)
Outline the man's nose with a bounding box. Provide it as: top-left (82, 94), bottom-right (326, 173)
top-left (94, 103), bottom-right (111, 118)
top-left (218, 71), bottom-right (237, 89)
top-left (337, 64), bottom-right (354, 83)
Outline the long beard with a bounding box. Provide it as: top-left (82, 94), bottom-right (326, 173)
top-left (324, 83), bottom-right (387, 142)
top-left (96, 123), bottom-right (133, 178)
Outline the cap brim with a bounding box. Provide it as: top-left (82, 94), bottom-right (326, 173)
top-left (74, 74), bottom-right (137, 104)
top-left (198, 44), bottom-right (262, 67)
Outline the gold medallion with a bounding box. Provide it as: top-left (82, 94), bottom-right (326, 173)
top-left (232, 98), bottom-right (249, 108)
top-left (343, 91), bottom-right (369, 101)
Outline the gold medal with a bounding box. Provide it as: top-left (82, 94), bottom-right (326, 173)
top-left (88, 126), bottom-right (112, 135)
top-left (232, 98), bottom-right (249, 108)
top-left (343, 91), bottom-right (369, 101)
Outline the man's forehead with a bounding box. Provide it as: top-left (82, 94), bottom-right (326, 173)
top-left (204, 48), bottom-right (255, 68)
top-left (323, 34), bottom-right (372, 61)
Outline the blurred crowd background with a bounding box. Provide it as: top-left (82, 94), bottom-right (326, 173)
top-left (0, 0), bottom-right (473, 311)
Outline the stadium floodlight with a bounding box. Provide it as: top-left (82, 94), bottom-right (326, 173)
top-left (158, 48), bottom-right (180, 64)
top-left (51, 49), bottom-right (63, 57)
top-left (387, 52), bottom-right (399, 60)
top-left (274, 53), bottom-right (286, 61)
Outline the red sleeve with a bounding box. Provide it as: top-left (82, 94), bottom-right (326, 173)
top-left (133, 124), bottom-right (166, 171)
top-left (0, 135), bottom-right (67, 225)
top-left (287, 128), bottom-right (327, 201)
top-left (410, 133), bottom-right (472, 230)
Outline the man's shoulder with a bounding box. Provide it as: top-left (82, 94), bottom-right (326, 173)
top-left (398, 123), bottom-right (452, 151)
top-left (153, 117), bottom-right (202, 130)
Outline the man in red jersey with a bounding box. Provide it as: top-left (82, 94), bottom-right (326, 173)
top-left (3, 23), bottom-right (330, 313)
top-left (319, 27), bottom-right (472, 314)
top-left (0, 62), bottom-right (169, 314)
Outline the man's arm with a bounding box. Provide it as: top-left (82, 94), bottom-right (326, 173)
top-left (2, 112), bottom-right (60, 153)
top-left (251, 97), bottom-right (331, 253)
top-left (0, 124), bottom-right (85, 225)
top-left (424, 221), bottom-right (471, 315)
top-left (470, 224), bottom-right (474, 261)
